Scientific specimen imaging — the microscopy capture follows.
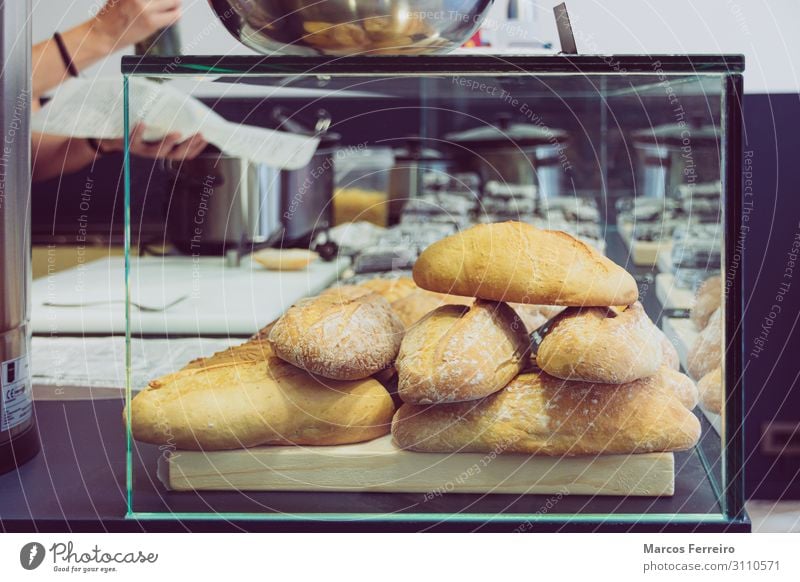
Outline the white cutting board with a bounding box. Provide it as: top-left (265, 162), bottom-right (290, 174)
top-left (161, 436), bottom-right (675, 497)
top-left (31, 255), bottom-right (350, 336)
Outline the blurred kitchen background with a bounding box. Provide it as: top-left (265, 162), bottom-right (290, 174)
top-left (28, 0), bottom-right (800, 508)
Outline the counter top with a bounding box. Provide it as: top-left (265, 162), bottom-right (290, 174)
top-left (0, 396), bottom-right (748, 532)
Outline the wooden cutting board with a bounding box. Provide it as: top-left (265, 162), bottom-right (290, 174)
top-left (161, 436), bottom-right (675, 496)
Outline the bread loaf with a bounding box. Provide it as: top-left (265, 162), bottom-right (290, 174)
top-left (688, 307), bottom-right (722, 380)
top-left (511, 303), bottom-right (565, 334)
top-left (128, 347), bottom-right (395, 450)
top-left (396, 300), bottom-right (529, 404)
top-left (691, 275), bottom-right (722, 331)
top-left (698, 366), bottom-right (722, 414)
top-left (659, 366), bottom-right (699, 409)
top-left (390, 288), bottom-right (472, 328)
top-left (412, 221), bottom-right (638, 306)
top-left (392, 371), bottom-right (700, 455)
top-left (359, 277), bottom-right (417, 303)
top-left (269, 285), bottom-right (404, 380)
top-left (658, 328), bottom-right (680, 370)
top-left (537, 302), bottom-right (662, 384)
top-left (251, 248), bottom-right (318, 271)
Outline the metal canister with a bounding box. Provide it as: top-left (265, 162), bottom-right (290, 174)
top-left (0, 0), bottom-right (39, 475)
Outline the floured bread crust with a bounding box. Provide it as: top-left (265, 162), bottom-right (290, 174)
top-left (392, 370), bottom-right (701, 456)
top-left (396, 300), bottom-right (530, 404)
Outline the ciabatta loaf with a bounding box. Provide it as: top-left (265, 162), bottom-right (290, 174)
top-left (269, 285), bottom-right (404, 380)
top-left (412, 221), bottom-right (638, 306)
top-left (537, 302), bottom-right (662, 384)
top-left (128, 347), bottom-right (395, 450)
top-left (392, 371), bottom-right (700, 456)
top-left (396, 300), bottom-right (529, 404)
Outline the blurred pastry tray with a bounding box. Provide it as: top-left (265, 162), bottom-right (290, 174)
top-left (160, 436), bottom-right (675, 496)
top-left (661, 317), bottom-right (721, 434)
top-left (618, 222), bottom-right (672, 267)
top-left (656, 273), bottom-right (695, 311)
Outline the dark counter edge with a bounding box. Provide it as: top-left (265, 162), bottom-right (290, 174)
top-left (121, 54), bottom-right (745, 76)
top-left (2, 517), bottom-right (751, 533)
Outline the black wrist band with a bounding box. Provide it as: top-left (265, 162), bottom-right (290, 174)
top-left (86, 137), bottom-right (106, 155)
top-left (53, 32), bottom-right (79, 78)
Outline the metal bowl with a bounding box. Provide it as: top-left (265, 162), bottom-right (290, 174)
top-left (209, 0), bottom-right (495, 56)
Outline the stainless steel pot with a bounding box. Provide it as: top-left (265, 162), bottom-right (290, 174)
top-left (1, 0), bottom-right (39, 475)
top-left (164, 109), bottom-right (340, 253)
top-left (164, 150), bottom-right (282, 255)
top-left (446, 114), bottom-right (567, 188)
top-left (208, 0), bottom-right (495, 56)
top-left (387, 138), bottom-right (451, 225)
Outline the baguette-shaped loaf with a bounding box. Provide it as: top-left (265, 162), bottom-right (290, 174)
top-left (392, 371), bottom-right (700, 455)
top-left (269, 285), bottom-right (404, 380)
top-left (128, 348), bottom-right (395, 450)
top-left (537, 302), bottom-right (662, 384)
top-left (396, 300), bottom-right (529, 404)
top-left (412, 221), bottom-right (638, 306)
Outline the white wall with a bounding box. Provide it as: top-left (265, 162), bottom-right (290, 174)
top-left (32, 0), bottom-right (800, 94)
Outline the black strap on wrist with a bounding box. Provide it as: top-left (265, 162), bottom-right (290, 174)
top-left (53, 32), bottom-right (79, 78)
top-left (86, 137), bottom-right (107, 155)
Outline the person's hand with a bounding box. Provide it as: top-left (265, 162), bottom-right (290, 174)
top-left (99, 123), bottom-right (208, 161)
top-left (92, 0), bottom-right (182, 49)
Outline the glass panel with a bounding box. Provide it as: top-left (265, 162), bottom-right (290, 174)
top-left (123, 57), bottom-right (737, 525)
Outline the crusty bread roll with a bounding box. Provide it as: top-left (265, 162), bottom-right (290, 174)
top-left (359, 277), bottom-right (417, 303)
top-left (390, 288), bottom-right (473, 328)
top-left (658, 328), bottom-right (681, 370)
top-left (688, 307), bottom-right (722, 380)
top-left (128, 347), bottom-right (395, 450)
top-left (396, 300), bottom-right (530, 404)
top-left (412, 221), bottom-right (638, 306)
top-left (392, 371), bottom-right (701, 456)
top-left (269, 285), bottom-right (404, 380)
top-left (182, 338), bottom-right (273, 372)
top-left (698, 366), bottom-right (722, 414)
top-left (659, 366), bottom-right (699, 409)
top-left (691, 275), bottom-right (722, 331)
top-left (536, 302), bottom-right (662, 384)
top-left (251, 248), bottom-right (319, 271)
top-left (511, 303), bottom-right (565, 334)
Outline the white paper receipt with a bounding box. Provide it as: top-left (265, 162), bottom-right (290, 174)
top-left (31, 77), bottom-right (320, 170)
top-left (1, 354), bottom-right (33, 432)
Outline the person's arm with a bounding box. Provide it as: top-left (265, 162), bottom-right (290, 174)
top-left (32, 122), bottom-right (208, 182)
top-left (32, 0), bottom-right (181, 99)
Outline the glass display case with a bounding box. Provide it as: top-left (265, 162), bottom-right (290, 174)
top-left (122, 55), bottom-right (746, 530)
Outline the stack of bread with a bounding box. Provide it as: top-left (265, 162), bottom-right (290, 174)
top-left (128, 220), bottom-right (701, 458)
top-left (392, 221), bottom-right (701, 456)
top-left (687, 275), bottom-right (723, 414)
top-left (127, 284), bottom-right (404, 450)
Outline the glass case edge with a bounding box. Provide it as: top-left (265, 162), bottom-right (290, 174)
top-left (722, 72), bottom-right (746, 522)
